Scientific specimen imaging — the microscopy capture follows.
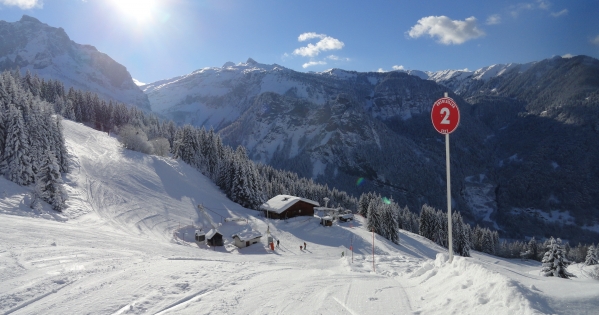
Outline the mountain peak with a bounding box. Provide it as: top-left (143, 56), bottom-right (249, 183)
top-left (20, 15), bottom-right (42, 24)
top-left (246, 58), bottom-right (258, 65)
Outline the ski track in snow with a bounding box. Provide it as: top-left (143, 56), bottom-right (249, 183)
top-left (1, 120), bottom-right (598, 314)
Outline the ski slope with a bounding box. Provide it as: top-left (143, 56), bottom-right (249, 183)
top-left (1, 120), bottom-right (598, 314)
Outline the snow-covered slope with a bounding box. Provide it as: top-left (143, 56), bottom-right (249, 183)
top-left (0, 15), bottom-right (150, 110)
top-left (1, 120), bottom-right (598, 314)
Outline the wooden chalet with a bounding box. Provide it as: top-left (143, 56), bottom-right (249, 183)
top-left (260, 195), bottom-right (319, 220)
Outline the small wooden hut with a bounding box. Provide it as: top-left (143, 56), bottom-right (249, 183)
top-left (320, 216), bottom-right (333, 226)
top-left (195, 230), bottom-right (206, 242)
top-left (205, 229), bottom-right (224, 246)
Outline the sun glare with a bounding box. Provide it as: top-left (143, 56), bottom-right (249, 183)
top-left (111, 0), bottom-right (158, 24)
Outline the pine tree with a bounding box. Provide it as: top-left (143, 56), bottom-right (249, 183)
top-left (1, 104), bottom-right (34, 185)
top-left (29, 176), bottom-right (45, 211)
top-left (38, 150), bottom-right (67, 211)
top-left (585, 244), bottom-right (598, 266)
top-left (366, 196), bottom-right (382, 234)
top-left (452, 212), bottom-right (470, 257)
top-left (528, 237), bottom-right (539, 260)
top-left (358, 193), bottom-right (370, 217)
top-left (419, 204), bottom-right (433, 240)
top-left (541, 237), bottom-right (575, 278)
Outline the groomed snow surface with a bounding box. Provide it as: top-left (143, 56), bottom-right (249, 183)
top-left (1, 121), bottom-right (598, 315)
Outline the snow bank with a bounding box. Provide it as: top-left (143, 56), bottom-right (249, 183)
top-left (409, 254), bottom-right (545, 315)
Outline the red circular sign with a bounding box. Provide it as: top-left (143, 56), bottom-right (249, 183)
top-left (431, 97), bottom-right (460, 134)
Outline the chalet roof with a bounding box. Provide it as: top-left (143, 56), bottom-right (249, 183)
top-left (195, 230), bottom-right (205, 236)
top-left (259, 195), bottom-right (320, 214)
top-left (205, 229), bottom-right (221, 239)
top-left (231, 230), bottom-right (263, 242)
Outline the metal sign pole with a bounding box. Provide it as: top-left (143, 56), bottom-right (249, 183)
top-left (372, 228), bottom-right (375, 272)
top-left (446, 132), bottom-right (453, 263)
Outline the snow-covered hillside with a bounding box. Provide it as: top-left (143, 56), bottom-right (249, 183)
top-left (1, 121), bottom-right (598, 314)
top-left (0, 16), bottom-right (150, 110)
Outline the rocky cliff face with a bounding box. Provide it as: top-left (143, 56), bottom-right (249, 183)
top-left (0, 15), bottom-right (150, 110)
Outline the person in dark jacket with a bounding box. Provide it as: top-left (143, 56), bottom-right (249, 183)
top-left (277, 239), bottom-right (280, 247)
top-left (304, 242), bottom-right (307, 250)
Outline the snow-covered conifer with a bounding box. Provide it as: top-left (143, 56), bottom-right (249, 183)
top-left (585, 244), bottom-right (598, 266)
top-left (366, 195), bottom-right (383, 234)
top-left (1, 104), bottom-right (34, 185)
top-left (541, 237), bottom-right (575, 278)
top-left (38, 150), bottom-right (67, 211)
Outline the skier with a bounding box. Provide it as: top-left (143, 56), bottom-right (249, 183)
top-left (277, 239), bottom-right (280, 247)
top-left (304, 242), bottom-right (307, 250)
top-left (300, 245), bottom-right (303, 251)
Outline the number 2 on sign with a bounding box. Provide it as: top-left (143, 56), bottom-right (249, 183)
top-left (440, 107), bottom-right (450, 124)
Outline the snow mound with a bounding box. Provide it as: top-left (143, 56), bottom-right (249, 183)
top-left (408, 254), bottom-right (545, 315)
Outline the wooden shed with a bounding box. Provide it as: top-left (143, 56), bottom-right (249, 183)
top-left (260, 195), bottom-right (319, 220)
top-left (205, 229), bottom-right (224, 246)
top-left (320, 216), bottom-right (333, 226)
top-left (195, 230), bottom-right (206, 242)
top-left (231, 230), bottom-right (263, 248)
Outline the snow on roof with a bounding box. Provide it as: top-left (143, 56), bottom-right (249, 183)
top-left (205, 229), bottom-right (221, 239)
top-left (259, 195), bottom-right (319, 214)
top-left (195, 230), bottom-right (205, 236)
top-left (231, 230), bottom-right (263, 242)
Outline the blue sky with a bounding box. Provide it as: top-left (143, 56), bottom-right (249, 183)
top-left (1, 0), bottom-right (598, 84)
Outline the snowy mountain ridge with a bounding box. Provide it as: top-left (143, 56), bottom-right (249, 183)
top-left (0, 15), bottom-right (150, 110)
top-left (1, 120), bottom-right (598, 314)
top-left (414, 61), bottom-right (536, 95)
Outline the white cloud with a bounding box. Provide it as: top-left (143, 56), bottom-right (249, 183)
top-left (537, 0), bottom-right (550, 10)
top-left (0, 0), bottom-right (43, 9)
top-left (407, 16), bottom-right (485, 45)
top-left (551, 9), bottom-right (568, 17)
top-left (326, 55), bottom-right (350, 62)
top-left (302, 61), bottom-right (327, 68)
top-left (377, 68), bottom-right (386, 73)
top-left (392, 65), bottom-right (405, 70)
top-left (510, 1), bottom-right (556, 17)
top-left (591, 35), bottom-right (599, 46)
top-left (298, 32), bottom-right (325, 41)
top-left (293, 33), bottom-right (344, 57)
top-left (562, 53), bottom-right (574, 58)
top-left (486, 14), bottom-right (501, 25)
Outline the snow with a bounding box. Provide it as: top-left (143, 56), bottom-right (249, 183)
top-left (1, 120), bottom-right (598, 314)
top-left (132, 78), bottom-right (145, 86)
top-left (205, 229), bottom-right (220, 239)
top-left (260, 195), bottom-right (319, 214)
